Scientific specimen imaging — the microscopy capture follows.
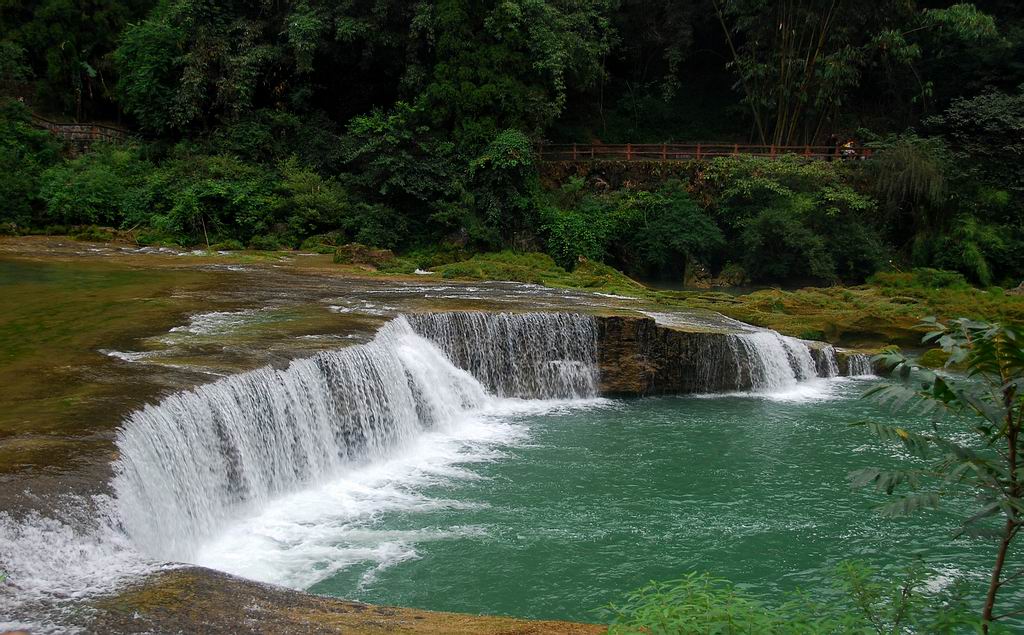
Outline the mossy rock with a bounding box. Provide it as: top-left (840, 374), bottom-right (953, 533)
top-left (918, 348), bottom-right (949, 368)
top-left (333, 243), bottom-right (396, 267)
top-left (918, 347), bottom-right (967, 370)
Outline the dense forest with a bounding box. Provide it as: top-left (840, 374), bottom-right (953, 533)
top-left (2, 0), bottom-right (1023, 286)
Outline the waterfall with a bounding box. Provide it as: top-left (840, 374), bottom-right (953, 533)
top-left (816, 345), bottom-right (841, 378)
top-left (727, 331), bottom-right (819, 392)
top-left (847, 353), bottom-right (874, 376)
top-left (408, 312), bottom-right (599, 399)
top-left (112, 313), bottom-right (601, 562)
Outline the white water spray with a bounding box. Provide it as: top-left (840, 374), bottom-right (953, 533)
top-left (113, 313), bottom-right (601, 562)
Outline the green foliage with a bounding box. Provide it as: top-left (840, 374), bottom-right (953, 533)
top-left (869, 136), bottom-right (950, 228)
top-left (869, 268), bottom-right (970, 291)
top-left (2, 0), bottom-right (151, 116)
top-left (418, 0), bottom-right (614, 147)
top-left (247, 235), bottom-right (281, 251)
top-left (618, 186), bottom-right (725, 276)
top-left (468, 129), bottom-right (540, 245)
top-left (707, 156), bottom-right (883, 282)
top-left (0, 99), bottom-right (63, 228)
top-left (542, 179), bottom-right (723, 278)
top-left (274, 158), bottom-right (349, 239)
top-left (114, 10), bottom-right (185, 133)
top-left (343, 102), bottom-right (463, 241)
top-left (40, 144), bottom-right (151, 226)
top-left (713, 1), bottom-right (1001, 146)
top-left (0, 41), bottom-right (30, 82)
top-left (606, 562), bottom-right (982, 634)
top-left (132, 152), bottom-right (278, 245)
top-left (933, 88), bottom-right (1024, 194)
top-left (857, 317), bottom-right (1024, 629)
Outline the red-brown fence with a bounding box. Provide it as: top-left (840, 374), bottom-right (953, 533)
top-left (536, 143), bottom-right (871, 162)
top-left (30, 113), bottom-right (130, 145)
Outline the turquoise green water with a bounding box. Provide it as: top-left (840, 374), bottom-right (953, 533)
top-left (309, 379), bottom-right (1002, 622)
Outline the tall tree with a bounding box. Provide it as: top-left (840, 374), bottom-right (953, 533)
top-left (711, 1), bottom-right (999, 145)
top-left (1, 0), bottom-right (154, 118)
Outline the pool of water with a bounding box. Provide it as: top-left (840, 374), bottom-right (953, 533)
top-left (193, 378), bottom-right (1003, 623)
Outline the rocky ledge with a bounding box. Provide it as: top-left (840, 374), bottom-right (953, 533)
top-left (596, 315), bottom-right (876, 396)
top-left (88, 567), bottom-right (605, 635)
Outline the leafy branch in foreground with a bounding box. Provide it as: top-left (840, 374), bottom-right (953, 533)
top-left (604, 562), bottom-right (984, 634)
top-left (854, 316), bottom-right (1024, 632)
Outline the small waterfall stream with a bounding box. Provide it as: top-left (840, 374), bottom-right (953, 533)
top-left (847, 353), bottom-right (874, 376)
top-left (728, 331), bottom-right (819, 391)
top-left (408, 312), bottom-right (599, 399)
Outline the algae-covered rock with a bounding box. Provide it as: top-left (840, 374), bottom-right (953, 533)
top-left (91, 567), bottom-right (604, 634)
top-left (918, 348), bottom-right (950, 368)
top-left (917, 347), bottom-right (968, 370)
top-left (333, 243), bottom-right (396, 267)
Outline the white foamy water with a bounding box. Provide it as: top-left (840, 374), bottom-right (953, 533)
top-left (167, 308), bottom-right (265, 335)
top-left (0, 498), bottom-right (159, 634)
top-left (846, 353), bottom-right (874, 376)
top-left (1, 310), bottom-right (872, 631)
top-left (191, 399), bottom-right (597, 590)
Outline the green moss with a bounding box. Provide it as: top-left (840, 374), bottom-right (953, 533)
top-left (209, 239), bottom-right (245, 251)
top-left (431, 251), bottom-right (648, 297)
top-left (69, 225), bottom-right (118, 242)
top-left (136, 228), bottom-right (186, 247)
top-left (918, 348), bottom-right (951, 368)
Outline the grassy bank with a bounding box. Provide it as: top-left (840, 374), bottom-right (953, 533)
top-left (388, 251), bottom-right (1024, 347)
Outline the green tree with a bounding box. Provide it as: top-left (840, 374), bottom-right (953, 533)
top-left (2, 0), bottom-right (154, 118)
top-left (710, 1), bottom-right (999, 145)
top-left (855, 317), bottom-right (1024, 631)
top-left (0, 99), bottom-right (62, 228)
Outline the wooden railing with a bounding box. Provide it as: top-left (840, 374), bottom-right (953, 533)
top-left (30, 113), bottom-right (130, 145)
top-left (536, 143), bottom-right (871, 162)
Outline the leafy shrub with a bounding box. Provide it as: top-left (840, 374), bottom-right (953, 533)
top-left (299, 232), bottom-right (345, 254)
top-left (869, 268), bottom-right (969, 290)
top-left (40, 145), bottom-right (151, 226)
top-left (247, 235), bottom-right (282, 251)
top-left (135, 228), bottom-right (185, 247)
top-left (705, 156), bottom-right (882, 283)
top-left (0, 99), bottom-right (63, 227)
top-left (275, 158), bottom-right (349, 239)
top-left (739, 203), bottom-right (836, 282)
top-left (617, 185), bottom-right (724, 277)
top-left (69, 225), bottom-right (118, 242)
top-left (129, 151), bottom-right (279, 245)
top-left (209, 239), bottom-right (244, 251)
top-left (468, 129), bottom-right (541, 245)
top-left (606, 562), bottom-right (981, 634)
top-left (542, 179), bottom-right (722, 278)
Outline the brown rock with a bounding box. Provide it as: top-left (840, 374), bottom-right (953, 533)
top-left (333, 243), bottom-right (396, 267)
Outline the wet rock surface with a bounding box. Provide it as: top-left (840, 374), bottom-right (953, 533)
top-left (89, 568), bottom-right (606, 634)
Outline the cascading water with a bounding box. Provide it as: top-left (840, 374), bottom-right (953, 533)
top-left (408, 312), bottom-right (599, 399)
top-left (816, 345), bottom-right (841, 378)
top-left (2, 308), bottom-right (883, 632)
top-left (727, 331), bottom-right (819, 392)
top-left (113, 313), bottom-right (600, 563)
top-left (846, 353), bottom-right (874, 376)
